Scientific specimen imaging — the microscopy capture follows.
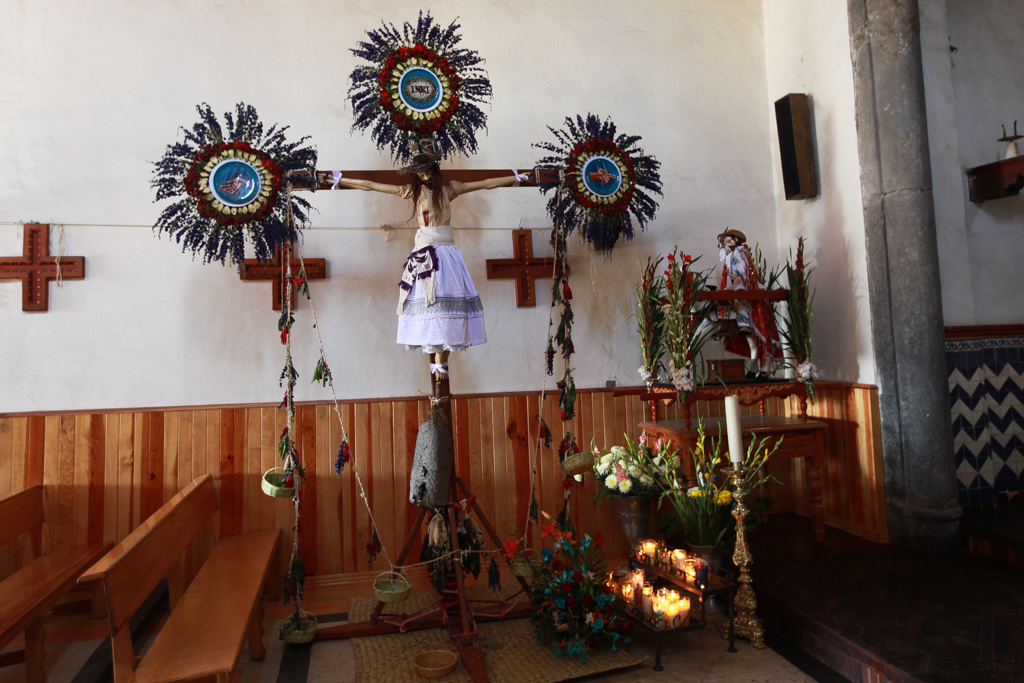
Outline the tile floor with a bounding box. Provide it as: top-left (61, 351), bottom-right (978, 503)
top-left (1, 616), bottom-right (824, 683)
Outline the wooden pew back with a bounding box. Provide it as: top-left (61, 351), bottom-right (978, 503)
top-left (0, 486), bottom-right (44, 548)
top-left (80, 474), bottom-right (217, 634)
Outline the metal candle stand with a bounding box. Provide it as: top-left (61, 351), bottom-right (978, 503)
top-left (623, 554), bottom-right (739, 671)
top-left (722, 464), bottom-right (766, 649)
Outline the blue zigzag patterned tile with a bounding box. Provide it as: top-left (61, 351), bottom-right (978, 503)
top-left (947, 337), bottom-right (1024, 505)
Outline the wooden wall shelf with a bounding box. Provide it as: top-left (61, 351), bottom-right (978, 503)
top-left (966, 155), bottom-right (1024, 203)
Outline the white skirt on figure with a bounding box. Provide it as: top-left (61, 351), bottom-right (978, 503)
top-left (396, 244), bottom-right (486, 353)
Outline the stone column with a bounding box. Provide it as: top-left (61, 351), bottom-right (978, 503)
top-left (847, 0), bottom-right (961, 551)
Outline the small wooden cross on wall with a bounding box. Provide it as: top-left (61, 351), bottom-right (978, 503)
top-left (239, 243), bottom-right (326, 310)
top-left (485, 229), bottom-right (554, 307)
top-left (0, 224), bottom-right (85, 311)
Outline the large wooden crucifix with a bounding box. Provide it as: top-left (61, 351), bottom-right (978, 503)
top-left (0, 224), bottom-right (85, 312)
top-left (292, 166), bottom-right (553, 683)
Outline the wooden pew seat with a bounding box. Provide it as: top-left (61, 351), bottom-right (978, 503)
top-left (130, 529), bottom-right (278, 683)
top-left (80, 475), bottom-right (279, 683)
top-left (0, 486), bottom-right (111, 683)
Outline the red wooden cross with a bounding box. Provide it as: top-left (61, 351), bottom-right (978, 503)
top-left (0, 224), bottom-right (85, 311)
top-left (239, 243), bottom-right (326, 310)
top-left (485, 229), bottom-right (554, 307)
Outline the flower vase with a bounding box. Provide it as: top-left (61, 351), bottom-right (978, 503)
top-left (687, 543), bottom-right (733, 573)
top-left (613, 496), bottom-right (651, 550)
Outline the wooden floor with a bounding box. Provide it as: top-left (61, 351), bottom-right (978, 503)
top-left (750, 514), bottom-right (1023, 683)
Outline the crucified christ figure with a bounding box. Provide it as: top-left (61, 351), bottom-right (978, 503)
top-left (332, 153), bottom-right (525, 376)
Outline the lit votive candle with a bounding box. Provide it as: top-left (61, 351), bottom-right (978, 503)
top-left (684, 558), bottom-right (697, 581)
top-left (668, 589), bottom-right (681, 604)
top-left (642, 539), bottom-right (658, 560)
top-left (665, 600), bottom-right (680, 628)
top-left (672, 549), bottom-right (687, 570)
top-left (622, 583), bottom-right (634, 602)
top-left (641, 584), bottom-right (654, 615)
top-left (631, 568), bottom-right (645, 593)
top-left (676, 597), bottom-right (691, 627)
top-left (656, 587), bottom-right (669, 603)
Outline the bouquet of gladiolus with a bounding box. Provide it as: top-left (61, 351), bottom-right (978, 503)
top-left (592, 433), bottom-right (679, 502)
top-left (531, 523), bottom-right (631, 662)
top-left (650, 421), bottom-right (780, 552)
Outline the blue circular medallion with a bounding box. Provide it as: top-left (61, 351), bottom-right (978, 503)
top-left (581, 156), bottom-right (623, 198)
top-left (399, 67), bottom-right (443, 113)
top-left (209, 159), bottom-right (263, 207)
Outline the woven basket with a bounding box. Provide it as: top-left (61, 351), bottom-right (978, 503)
top-left (561, 451), bottom-right (595, 477)
top-left (510, 549), bottom-right (541, 578)
top-left (261, 468), bottom-right (294, 498)
top-left (279, 610), bottom-right (317, 644)
top-left (414, 650), bottom-right (458, 679)
top-left (373, 572), bottom-right (412, 604)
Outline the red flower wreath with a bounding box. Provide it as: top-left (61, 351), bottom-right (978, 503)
top-left (565, 138), bottom-right (636, 216)
top-left (377, 44), bottom-right (462, 135)
top-left (184, 142), bottom-right (282, 228)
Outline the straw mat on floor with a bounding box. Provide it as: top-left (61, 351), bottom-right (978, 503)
top-left (348, 581), bottom-right (644, 683)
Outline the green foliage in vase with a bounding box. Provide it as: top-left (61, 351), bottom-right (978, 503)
top-left (781, 237), bottom-right (817, 402)
top-left (662, 249), bottom-right (718, 398)
top-left (632, 256), bottom-right (667, 387)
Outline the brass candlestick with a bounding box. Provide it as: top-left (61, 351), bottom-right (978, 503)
top-left (723, 465), bottom-right (765, 649)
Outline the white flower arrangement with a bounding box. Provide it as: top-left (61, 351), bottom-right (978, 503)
top-left (591, 433), bottom-right (665, 500)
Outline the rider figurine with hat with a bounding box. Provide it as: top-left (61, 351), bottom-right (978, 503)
top-left (712, 228), bottom-right (781, 377)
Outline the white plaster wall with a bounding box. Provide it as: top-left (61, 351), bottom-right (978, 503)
top-left (0, 0), bottom-right (777, 412)
top-left (760, 0), bottom-right (875, 384)
top-left (919, 0), bottom-right (975, 325)
top-left (946, 0), bottom-right (1024, 324)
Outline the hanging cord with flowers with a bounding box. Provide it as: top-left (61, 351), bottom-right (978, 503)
top-left (278, 183), bottom-right (310, 634)
top-left (781, 237), bottom-right (817, 402)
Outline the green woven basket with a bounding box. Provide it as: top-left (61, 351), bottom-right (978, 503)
top-left (561, 451), bottom-right (595, 477)
top-left (510, 549), bottom-right (541, 578)
top-left (373, 572), bottom-right (412, 604)
top-left (280, 610), bottom-right (317, 644)
top-left (261, 468), bottom-right (294, 498)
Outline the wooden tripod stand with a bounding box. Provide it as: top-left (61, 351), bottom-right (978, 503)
top-left (315, 361), bottom-right (533, 683)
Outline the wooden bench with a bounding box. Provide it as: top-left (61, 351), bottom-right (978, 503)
top-left (0, 485), bottom-right (112, 683)
top-left (79, 474), bottom-right (279, 683)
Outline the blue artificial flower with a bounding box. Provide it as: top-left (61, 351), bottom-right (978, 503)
top-left (541, 548), bottom-right (552, 561)
top-left (555, 597), bottom-right (566, 610)
top-left (580, 535), bottom-right (591, 550)
top-left (593, 617), bottom-right (604, 630)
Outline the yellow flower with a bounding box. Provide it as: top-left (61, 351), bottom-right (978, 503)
top-left (716, 489), bottom-right (733, 506)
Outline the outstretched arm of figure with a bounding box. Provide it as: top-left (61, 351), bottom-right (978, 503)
top-left (452, 170), bottom-right (533, 197)
top-left (332, 176), bottom-right (408, 197)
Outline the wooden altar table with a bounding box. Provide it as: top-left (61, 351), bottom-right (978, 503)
top-left (639, 415), bottom-right (827, 541)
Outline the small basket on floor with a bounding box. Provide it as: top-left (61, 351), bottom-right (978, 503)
top-left (261, 468), bottom-right (294, 498)
top-left (561, 451), bottom-right (595, 477)
top-left (373, 572), bottom-right (412, 603)
top-left (280, 610), bottom-right (317, 644)
top-left (510, 548), bottom-right (541, 578)
top-left (414, 650), bottom-right (458, 679)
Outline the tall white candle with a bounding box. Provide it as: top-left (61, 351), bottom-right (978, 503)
top-left (725, 395), bottom-right (744, 464)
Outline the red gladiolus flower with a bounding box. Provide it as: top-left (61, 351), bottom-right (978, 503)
top-left (561, 582), bottom-right (573, 593)
top-left (594, 532), bottom-right (605, 548)
top-left (280, 327), bottom-right (288, 344)
top-left (572, 571), bottom-right (583, 583)
top-left (567, 596), bottom-right (576, 608)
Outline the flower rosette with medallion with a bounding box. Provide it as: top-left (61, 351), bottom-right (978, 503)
top-left (535, 114), bottom-right (663, 253)
top-left (152, 103), bottom-right (317, 265)
top-left (348, 12), bottom-right (492, 162)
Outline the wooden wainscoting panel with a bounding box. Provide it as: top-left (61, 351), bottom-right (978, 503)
top-left (0, 383), bottom-right (887, 584)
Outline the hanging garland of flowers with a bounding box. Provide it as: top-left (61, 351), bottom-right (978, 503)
top-left (535, 114), bottom-right (662, 253)
top-left (152, 103), bottom-right (317, 265)
top-left (349, 12), bottom-right (492, 162)
top-left (782, 237), bottom-right (817, 401)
